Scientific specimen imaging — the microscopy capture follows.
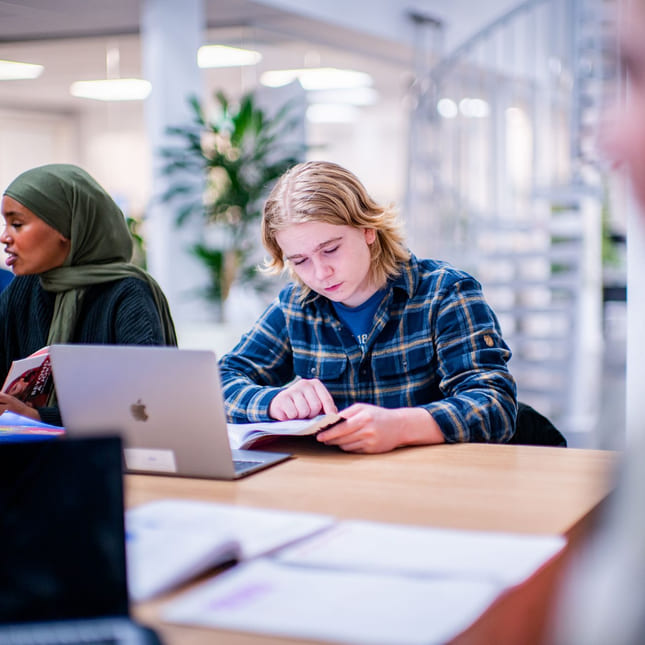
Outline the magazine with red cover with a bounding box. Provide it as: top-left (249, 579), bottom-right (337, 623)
top-left (1, 346), bottom-right (53, 409)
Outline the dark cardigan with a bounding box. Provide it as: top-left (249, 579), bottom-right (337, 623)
top-left (0, 275), bottom-right (172, 425)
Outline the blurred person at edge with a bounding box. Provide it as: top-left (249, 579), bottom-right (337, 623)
top-left (549, 1), bottom-right (645, 644)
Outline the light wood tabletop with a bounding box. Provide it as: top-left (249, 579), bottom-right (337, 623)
top-left (128, 440), bottom-right (618, 645)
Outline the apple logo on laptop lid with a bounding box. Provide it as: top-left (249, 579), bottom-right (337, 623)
top-left (130, 399), bottom-right (148, 422)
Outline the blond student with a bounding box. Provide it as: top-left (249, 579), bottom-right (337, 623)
top-left (219, 161), bottom-right (517, 453)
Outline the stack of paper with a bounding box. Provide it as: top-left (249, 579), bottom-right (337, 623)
top-left (161, 516), bottom-right (565, 644)
top-left (164, 559), bottom-right (501, 645)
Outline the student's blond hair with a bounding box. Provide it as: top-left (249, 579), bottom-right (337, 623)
top-left (261, 161), bottom-right (409, 294)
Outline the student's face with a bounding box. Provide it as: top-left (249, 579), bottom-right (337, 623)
top-left (7, 378), bottom-right (29, 397)
top-left (276, 220), bottom-right (378, 307)
top-left (0, 196), bottom-right (70, 275)
top-left (603, 0), bottom-right (645, 210)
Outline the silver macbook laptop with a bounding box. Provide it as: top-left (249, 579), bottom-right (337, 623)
top-left (48, 345), bottom-right (290, 479)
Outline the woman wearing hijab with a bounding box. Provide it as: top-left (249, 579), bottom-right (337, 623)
top-left (0, 163), bottom-right (177, 425)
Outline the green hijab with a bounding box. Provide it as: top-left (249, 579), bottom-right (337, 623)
top-left (3, 163), bottom-right (177, 346)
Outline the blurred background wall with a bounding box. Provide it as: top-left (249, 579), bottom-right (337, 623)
top-left (0, 0), bottom-right (632, 449)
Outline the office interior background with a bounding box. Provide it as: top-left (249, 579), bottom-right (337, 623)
top-left (0, 0), bottom-right (633, 450)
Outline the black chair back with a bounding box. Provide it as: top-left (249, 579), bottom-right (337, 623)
top-left (510, 402), bottom-right (567, 447)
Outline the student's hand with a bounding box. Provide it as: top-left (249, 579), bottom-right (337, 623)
top-left (269, 378), bottom-right (338, 421)
top-left (316, 403), bottom-right (445, 453)
top-left (0, 392), bottom-right (42, 421)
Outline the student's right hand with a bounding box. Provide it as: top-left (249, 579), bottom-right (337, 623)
top-left (269, 378), bottom-right (338, 421)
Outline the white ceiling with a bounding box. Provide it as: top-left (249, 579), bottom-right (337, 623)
top-left (0, 0), bottom-right (521, 109)
top-left (0, 0), bottom-right (282, 40)
top-left (0, 0), bottom-right (521, 52)
top-left (0, 1), bottom-right (409, 114)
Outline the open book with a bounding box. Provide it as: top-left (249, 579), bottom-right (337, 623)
top-left (227, 413), bottom-right (344, 450)
top-left (125, 499), bottom-right (335, 601)
top-left (1, 346), bottom-right (53, 410)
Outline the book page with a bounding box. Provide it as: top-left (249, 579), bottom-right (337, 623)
top-left (227, 413), bottom-right (343, 449)
top-left (273, 519), bottom-right (565, 587)
top-left (126, 522), bottom-right (240, 601)
top-left (163, 559), bottom-right (501, 645)
top-left (125, 500), bottom-right (335, 601)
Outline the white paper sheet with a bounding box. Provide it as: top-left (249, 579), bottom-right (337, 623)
top-left (163, 558), bottom-right (502, 645)
top-left (273, 519), bottom-right (566, 587)
top-left (125, 499), bottom-right (335, 601)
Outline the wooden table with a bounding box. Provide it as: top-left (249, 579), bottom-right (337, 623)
top-left (128, 440), bottom-right (617, 645)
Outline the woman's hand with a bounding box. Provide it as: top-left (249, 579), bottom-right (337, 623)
top-left (269, 378), bottom-right (337, 421)
top-left (0, 392), bottom-right (42, 421)
top-left (316, 404), bottom-right (445, 453)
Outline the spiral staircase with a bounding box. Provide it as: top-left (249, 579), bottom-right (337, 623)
top-left (404, 0), bottom-right (619, 441)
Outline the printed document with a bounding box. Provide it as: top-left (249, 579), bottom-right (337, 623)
top-left (163, 558), bottom-right (501, 645)
top-left (125, 499), bottom-right (334, 601)
top-left (274, 519), bottom-right (565, 586)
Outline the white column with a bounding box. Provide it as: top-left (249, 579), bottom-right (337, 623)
top-left (140, 0), bottom-right (211, 324)
top-left (626, 191), bottom-right (645, 446)
top-left (568, 194), bottom-right (604, 438)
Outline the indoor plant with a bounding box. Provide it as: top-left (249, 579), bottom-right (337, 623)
top-left (160, 90), bottom-right (304, 314)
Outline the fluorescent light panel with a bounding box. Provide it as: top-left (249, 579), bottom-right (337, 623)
top-left (70, 78), bottom-right (152, 101)
top-left (459, 98), bottom-right (490, 118)
top-left (306, 103), bottom-right (359, 123)
top-left (437, 98), bottom-right (458, 118)
top-left (0, 59), bottom-right (44, 80)
top-left (198, 45), bottom-right (262, 68)
top-left (261, 67), bottom-right (372, 90)
top-left (308, 87), bottom-right (378, 106)
top-left (437, 97), bottom-right (490, 119)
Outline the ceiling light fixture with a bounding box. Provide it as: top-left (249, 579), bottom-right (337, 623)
top-left (459, 98), bottom-right (490, 118)
top-left (198, 45), bottom-right (262, 68)
top-left (70, 78), bottom-right (152, 101)
top-left (437, 98), bottom-right (458, 118)
top-left (306, 104), bottom-right (359, 123)
top-left (261, 67), bottom-right (372, 91)
top-left (308, 87), bottom-right (379, 106)
top-left (0, 59), bottom-right (44, 80)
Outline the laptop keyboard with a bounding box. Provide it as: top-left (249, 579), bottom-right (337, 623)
top-left (233, 459), bottom-right (263, 472)
top-left (1, 620), bottom-right (133, 645)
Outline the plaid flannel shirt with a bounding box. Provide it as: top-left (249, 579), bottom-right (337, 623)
top-left (219, 254), bottom-right (517, 442)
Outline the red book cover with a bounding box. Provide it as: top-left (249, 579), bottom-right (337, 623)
top-left (1, 347), bottom-right (54, 409)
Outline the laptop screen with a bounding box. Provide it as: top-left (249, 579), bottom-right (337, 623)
top-left (0, 436), bottom-right (129, 624)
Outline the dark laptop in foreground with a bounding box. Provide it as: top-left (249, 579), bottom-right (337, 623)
top-left (0, 436), bottom-right (161, 645)
top-left (48, 345), bottom-right (290, 479)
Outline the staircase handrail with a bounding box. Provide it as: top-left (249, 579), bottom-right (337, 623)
top-left (429, 0), bottom-right (550, 82)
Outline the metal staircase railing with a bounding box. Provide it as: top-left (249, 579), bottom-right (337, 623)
top-left (404, 0), bottom-right (618, 440)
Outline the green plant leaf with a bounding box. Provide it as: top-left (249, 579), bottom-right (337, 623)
top-left (159, 89), bottom-right (306, 304)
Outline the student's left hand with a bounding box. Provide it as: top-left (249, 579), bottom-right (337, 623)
top-left (0, 392), bottom-right (42, 421)
top-left (316, 403), bottom-right (445, 453)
